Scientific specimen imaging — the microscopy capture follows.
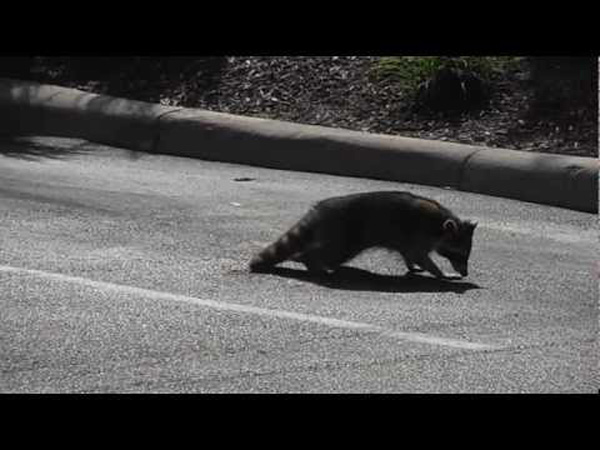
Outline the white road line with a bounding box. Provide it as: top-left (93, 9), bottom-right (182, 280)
top-left (0, 264), bottom-right (500, 351)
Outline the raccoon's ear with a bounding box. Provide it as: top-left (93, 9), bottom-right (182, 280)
top-left (443, 219), bottom-right (458, 235)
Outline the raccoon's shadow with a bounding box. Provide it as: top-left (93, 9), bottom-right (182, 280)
top-left (265, 266), bottom-right (481, 294)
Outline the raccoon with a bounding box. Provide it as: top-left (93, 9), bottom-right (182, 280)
top-left (249, 191), bottom-right (477, 279)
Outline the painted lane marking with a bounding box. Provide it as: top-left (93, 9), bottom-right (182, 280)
top-left (0, 264), bottom-right (500, 351)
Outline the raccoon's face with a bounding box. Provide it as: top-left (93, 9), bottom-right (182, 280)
top-left (437, 219), bottom-right (477, 277)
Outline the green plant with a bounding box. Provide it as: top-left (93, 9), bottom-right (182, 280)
top-left (370, 56), bottom-right (521, 89)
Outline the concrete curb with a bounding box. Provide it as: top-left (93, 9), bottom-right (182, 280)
top-left (1, 78), bottom-right (597, 213)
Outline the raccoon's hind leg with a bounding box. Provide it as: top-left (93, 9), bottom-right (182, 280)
top-left (291, 243), bottom-right (337, 275)
top-left (294, 241), bottom-right (362, 275)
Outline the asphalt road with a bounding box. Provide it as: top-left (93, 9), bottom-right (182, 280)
top-left (0, 136), bottom-right (597, 393)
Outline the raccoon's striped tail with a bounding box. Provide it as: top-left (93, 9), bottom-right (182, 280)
top-left (249, 213), bottom-right (314, 272)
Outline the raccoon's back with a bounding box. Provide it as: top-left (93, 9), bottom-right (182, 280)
top-left (317, 191), bottom-right (455, 240)
top-left (318, 191), bottom-right (451, 216)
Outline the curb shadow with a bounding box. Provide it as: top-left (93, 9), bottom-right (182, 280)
top-left (0, 136), bottom-right (93, 161)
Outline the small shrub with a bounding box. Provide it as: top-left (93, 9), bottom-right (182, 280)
top-left (370, 56), bottom-right (520, 113)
